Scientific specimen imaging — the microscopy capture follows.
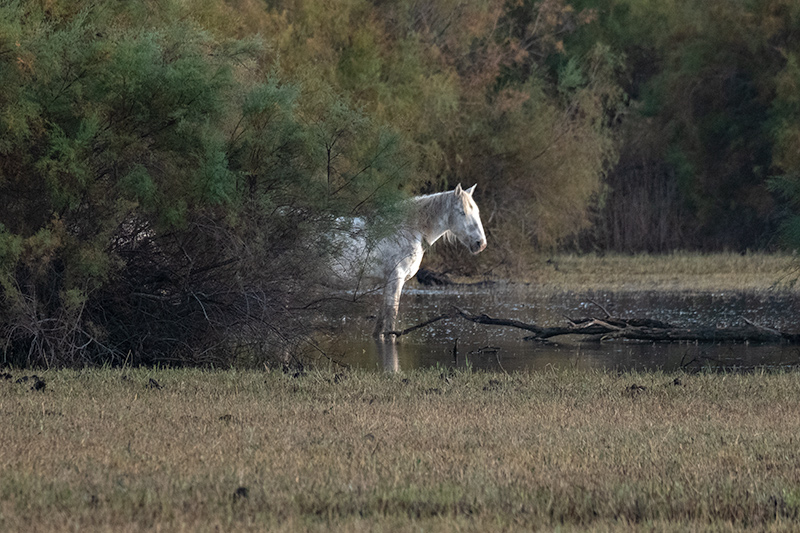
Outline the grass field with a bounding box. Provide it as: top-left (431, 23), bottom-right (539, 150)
top-left (2, 366), bottom-right (800, 531)
top-left (510, 252), bottom-right (800, 292)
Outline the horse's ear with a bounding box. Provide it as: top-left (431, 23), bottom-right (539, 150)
top-left (465, 184), bottom-right (477, 196)
top-left (454, 183), bottom-right (463, 196)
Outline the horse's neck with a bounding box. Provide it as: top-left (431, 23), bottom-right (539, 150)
top-left (411, 193), bottom-right (451, 246)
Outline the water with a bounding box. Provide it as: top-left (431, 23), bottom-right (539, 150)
top-left (317, 283), bottom-right (800, 372)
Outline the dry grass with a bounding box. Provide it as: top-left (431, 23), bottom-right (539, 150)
top-left (517, 252), bottom-right (800, 292)
top-left (2, 367), bottom-right (800, 531)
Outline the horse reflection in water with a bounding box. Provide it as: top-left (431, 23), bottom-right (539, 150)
top-left (375, 340), bottom-right (400, 372)
top-left (330, 184), bottom-right (487, 346)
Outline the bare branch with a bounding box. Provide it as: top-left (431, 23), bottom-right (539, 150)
top-left (383, 313), bottom-right (452, 338)
top-left (377, 305), bottom-right (800, 345)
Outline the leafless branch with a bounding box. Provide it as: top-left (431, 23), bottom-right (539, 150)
top-left (377, 305), bottom-right (800, 345)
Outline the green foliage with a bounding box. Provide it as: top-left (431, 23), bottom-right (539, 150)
top-left (257, 0), bottom-right (623, 258)
top-left (10, 0), bottom-right (800, 365)
top-left (0, 0), bottom-right (411, 367)
top-left (770, 51), bottom-right (800, 250)
top-left (570, 0), bottom-right (800, 251)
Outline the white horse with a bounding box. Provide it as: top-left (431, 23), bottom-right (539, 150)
top-left (330, 184), bottom-right (487, 341)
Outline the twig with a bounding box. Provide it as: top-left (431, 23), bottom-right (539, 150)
top-left (384, 313), bottom-right (452, 338)
top-left (494, 350), bottom-right (508, 375)
top-left (584, 319), bottom-right (623, 331)
top-left (587, 299), bottom-right (612, 318)
top-left (742, 317), bottom-right (781, 336)
top-left (452, 307), bottom-right (545, 334)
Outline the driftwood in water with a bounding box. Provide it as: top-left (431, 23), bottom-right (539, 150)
top-left (415, 268), bottom-right (454, 286)
top-left (415, 268), bottom-right (497, 288)
top-left (388, 306), bottom-right (800, 344)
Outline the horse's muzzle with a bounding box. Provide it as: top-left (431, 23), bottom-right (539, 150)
top-left (470, 240), bottom-right (487, 254)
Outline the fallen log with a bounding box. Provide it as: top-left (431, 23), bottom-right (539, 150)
top-left (388, 306), bottom-right (800, 344)
top-left (415, 268), bottom-right (453, 286)
top-left (452, 307), bottom-right (800, 343)
top-left (414, 268), bottom-right (497, 288)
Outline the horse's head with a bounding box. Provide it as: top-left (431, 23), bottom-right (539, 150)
top-left (451, 184), bottom-right (487, 254)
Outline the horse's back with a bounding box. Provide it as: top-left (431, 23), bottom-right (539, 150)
top-left (327, 216), bottom-right (423, 290)
top-left (327, 217), bottom-right (369, 287)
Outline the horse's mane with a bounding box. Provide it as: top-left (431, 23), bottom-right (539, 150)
top-left (409, 190), bottom-right (460, 245)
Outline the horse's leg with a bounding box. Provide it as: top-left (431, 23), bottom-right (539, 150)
top-left (373, 275), bottom-right (404, 342)
top-left (373, 304), bottom-right (386, 339)
top-left (383, 277), bottom-right (403, 339)
top-left (375, 339), bottom-right (399, 372)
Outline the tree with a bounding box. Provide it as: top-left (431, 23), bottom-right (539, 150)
top-left (570, 0), bottom-right (800, 251)
top-left (0, 1), bottom-right (411, 366)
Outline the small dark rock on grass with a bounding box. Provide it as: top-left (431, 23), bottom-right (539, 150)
top-left (13, 375), bottom-right (46, 391)
top-left (483, 379), bottom-right (502, 391)
top-left (31, 377), bottom-right (46, 391)
top-left (625, 384), bottom-right (647, 396)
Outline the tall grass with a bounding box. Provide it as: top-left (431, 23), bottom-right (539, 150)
top-left (2, 367), bottom-right (800, 531)
top-left (519, 252), bottom-right (800, 292)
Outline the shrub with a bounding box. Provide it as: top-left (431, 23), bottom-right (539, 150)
top-left (0, 2), bottom-right (408, 367)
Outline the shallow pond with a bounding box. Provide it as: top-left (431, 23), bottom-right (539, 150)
top-left (319, 283), bottom-right (800, 373)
